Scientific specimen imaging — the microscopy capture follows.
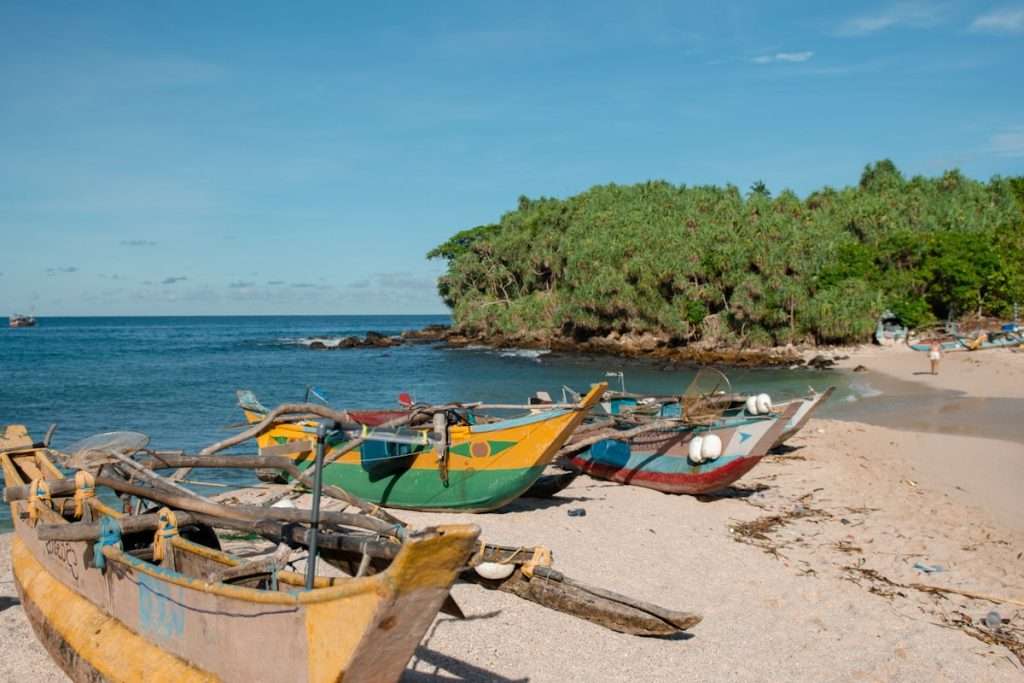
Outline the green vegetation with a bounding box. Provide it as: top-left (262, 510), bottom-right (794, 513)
top-left (429, 161), bottom-right (1024, 347)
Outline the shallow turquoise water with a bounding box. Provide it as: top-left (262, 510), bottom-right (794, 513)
top-left (0, 315), bottom-right (853, 529)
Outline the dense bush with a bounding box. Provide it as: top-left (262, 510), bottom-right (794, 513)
top-left (429, 162), bottom-right (1024, 347)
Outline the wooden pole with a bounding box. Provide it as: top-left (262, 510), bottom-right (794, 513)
top-left (305, 424), bottom-right (326, 590)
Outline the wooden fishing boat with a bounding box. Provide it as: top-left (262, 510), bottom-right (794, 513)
top-left (1, 424), bottom-right (479, 683)
top-left (595, 387), bottom-right (834, 449)
top-left (237, 384), bottom-right (605, 512)
top-left (567, 404), bottom-right (798, 495)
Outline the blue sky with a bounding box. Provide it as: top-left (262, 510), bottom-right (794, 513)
top-left (1, 1), bottom-right (1022, 315)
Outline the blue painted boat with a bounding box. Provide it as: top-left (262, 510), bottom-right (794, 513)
top-left (570, 403), bottom-right (798, 495)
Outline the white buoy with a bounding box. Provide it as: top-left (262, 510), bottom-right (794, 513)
top-left (474, 562), bottom-right (516, 580)
top-left (745, 396), bottom-right (759, 415)
top-left (756, 393), bottom-right (773, 414)
top-left (701, 434), bottom-right (722, 460)
top-left (688, 436), bottom-right (705, 463)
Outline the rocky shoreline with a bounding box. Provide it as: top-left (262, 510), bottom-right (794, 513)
top-left (306, 324), bottom-right (846, 369)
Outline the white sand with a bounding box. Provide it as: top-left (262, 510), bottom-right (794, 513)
top-left (2, 346), bottom-right (1022, 681)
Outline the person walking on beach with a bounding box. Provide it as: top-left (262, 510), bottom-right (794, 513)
top-left (928, 342), bottom-right (942, 375)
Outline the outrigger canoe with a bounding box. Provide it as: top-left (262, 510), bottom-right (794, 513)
top-left (1, 424), bottom-right (478, 683)
top-left (569, 404), bottom-right (798, 495)
top-left (239, 384), bottom-right (606, 512)
top-left (597, 387), bottom-right (834, 449)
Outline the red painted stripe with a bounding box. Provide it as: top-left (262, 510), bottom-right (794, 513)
top-left (571, 455), bottom-right (764, 495)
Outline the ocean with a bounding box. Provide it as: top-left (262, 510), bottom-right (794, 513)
top-left (0, 315), bottom-right (856, 529)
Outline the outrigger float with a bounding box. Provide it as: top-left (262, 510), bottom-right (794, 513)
top-left (2, 418), bottom-right (701, 682)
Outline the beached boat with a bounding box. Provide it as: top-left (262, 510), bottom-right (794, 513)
top-left (593, 386), bottom-right (834, 449)
top-left (9, 313), bottom-right (36, 328)
top-left (238, 384), bottom-right (606, 512)
top-left (910, 327), bottom-right (1023, 353)
top-left (1, 424), bottom-right (479, 683)
top-left (567, 404), bottom-right (798, 495)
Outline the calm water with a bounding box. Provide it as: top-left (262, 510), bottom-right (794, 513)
top-left (0, 316), bottom-right (855, 529)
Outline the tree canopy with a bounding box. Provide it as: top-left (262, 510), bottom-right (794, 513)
top-left (429, 162), bottom-right (1024, 347)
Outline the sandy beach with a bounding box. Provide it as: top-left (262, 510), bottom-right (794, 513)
top-left (2, 345), bottom-right (1022, 681)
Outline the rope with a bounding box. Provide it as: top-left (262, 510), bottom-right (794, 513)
top-left (73, 471), bottom-right (96, 519)
top-left (93, 517), bottom-right (122, 571)
top-left (27, 479), bottom-right (51, 524)
top-left (152, 507), bottom-right (179, 563)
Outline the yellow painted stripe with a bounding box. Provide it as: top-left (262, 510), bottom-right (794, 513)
top-left (12, 536), bottom-right (219, 682)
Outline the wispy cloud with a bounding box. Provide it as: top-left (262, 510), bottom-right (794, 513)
top-left (121, 239), bottom-right (157, 247)
top-left (971, 7), bottom-right (1024, 33)
top-left (228, 281), bottom-right (255, 288)
top-left (752, 51), bottom-right (814, 64)
top-left (46, 266), bottom-right (79, 275)
top-left (838, 2), bottom-right (946, 35)
top-left (161, 276), bottom-right (187, 285)
top-left (990, 127), bottom-right (1024, 157)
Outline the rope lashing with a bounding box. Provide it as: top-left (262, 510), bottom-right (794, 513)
top-left (152, 507), bottom-right (180, 563)
top-left (93, 516), bottom-right (123, 570)
top-left (27, 478), bottom-right (51, 524)
top-left (72, 471), bottom-right (96, 519)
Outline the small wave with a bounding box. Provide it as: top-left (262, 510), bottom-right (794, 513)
top-left (498, 349), bottom-right (549, 361)
top-left (275, 337), bottom-right (343, 348)
top-left (849, 381), bottom-right (882, 399)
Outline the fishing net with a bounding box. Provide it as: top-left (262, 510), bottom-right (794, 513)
top-left (681, 368), bottom-right (733, 424)
top-left (65, 431), bottom-right (150, 471)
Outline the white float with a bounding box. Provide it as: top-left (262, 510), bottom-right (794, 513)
top-left (474, 562), bottom-right (516, 580)
top-left (688, 436), bottom-right (705, 463)
top-left (745, 395), bottom-right (759, 415)
top-left (756, 393), bottom-right (773, 414)
top-left (701, 433), bottom-right (722, 460)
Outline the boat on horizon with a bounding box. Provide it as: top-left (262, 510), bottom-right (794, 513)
top-left (9, 313), bottom-right (36, 328)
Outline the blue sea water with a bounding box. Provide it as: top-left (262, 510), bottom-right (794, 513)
top-left (0, 315), bottom-right (854, 529)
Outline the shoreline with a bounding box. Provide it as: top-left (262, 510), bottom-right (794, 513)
top-left (2, 346), bottom-right (1022, 679)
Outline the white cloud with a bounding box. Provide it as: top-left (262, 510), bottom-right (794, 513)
top-left (752, 51), bottom-right (814, 64)
top-left (838, 2), bottom-right (945, 35)
top-left (970, 7), bottom-right (1024, 33)
top-left (990, 127), bottom-right (1024, 157)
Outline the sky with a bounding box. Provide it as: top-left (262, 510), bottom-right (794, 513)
top-left (1, 1), bottom-right (1022, 316)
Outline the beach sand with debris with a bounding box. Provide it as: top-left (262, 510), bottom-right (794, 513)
top-left (1, 346), bottom-right (1022, 681)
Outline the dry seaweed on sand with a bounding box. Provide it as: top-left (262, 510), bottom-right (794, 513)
top-left (943, 611), bottom-right (1024, 667)
top-left (728, 494), bottom-right (831, 554)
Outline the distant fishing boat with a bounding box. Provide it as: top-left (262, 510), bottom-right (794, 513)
top-left (238, 383), bottom-right (606, 512)
top-left (910, 327), bottom-right (1023, 352)
top-left (9, 313), bottom-right (36, 328)
top-left (568, 403), bottom-right (798, 495)
top-left (1, 424), bottom-right (478, 683)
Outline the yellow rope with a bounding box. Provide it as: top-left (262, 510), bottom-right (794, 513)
top-left (27, 479), bottom-right (51, 524)
top-left (152, 507), bottom-right (179, 563)
top-left (72, 471), bottom-right (96, 519)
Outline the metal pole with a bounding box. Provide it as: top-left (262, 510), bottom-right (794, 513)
top-left (305, 423), bottom-right (326, 590)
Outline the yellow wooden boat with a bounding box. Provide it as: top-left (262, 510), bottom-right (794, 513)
top-left (1, 424), bottom-right (479, 683)
top-left (240, 383), bottom-right (606, 512)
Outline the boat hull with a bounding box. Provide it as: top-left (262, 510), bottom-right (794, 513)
top-left (248, 385), bottom-right (604, 512)
top-left (570, 405), bottom-right (795, 495)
